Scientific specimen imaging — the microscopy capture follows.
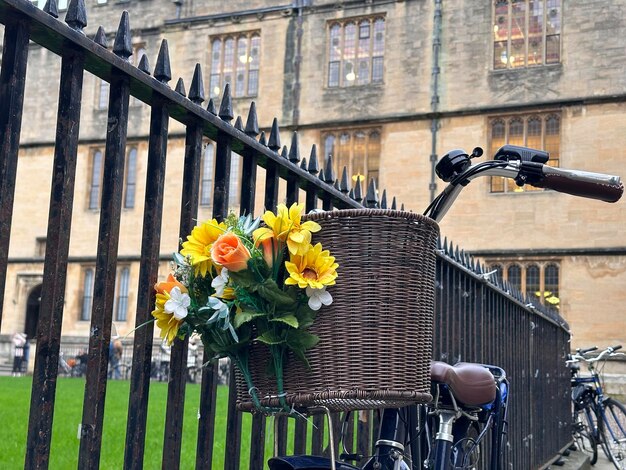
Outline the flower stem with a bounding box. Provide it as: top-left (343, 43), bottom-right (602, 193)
top-left (271, 345), bottom-right (290, 412)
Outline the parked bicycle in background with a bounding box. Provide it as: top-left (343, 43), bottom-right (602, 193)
top-left (568, 345), bottom-right (626, 469)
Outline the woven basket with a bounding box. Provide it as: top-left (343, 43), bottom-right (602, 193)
top-left (236, 209), bottom-right (439, 412)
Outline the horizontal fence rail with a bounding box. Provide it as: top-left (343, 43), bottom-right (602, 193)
top-left (0, 0), bottom-right (571, 469)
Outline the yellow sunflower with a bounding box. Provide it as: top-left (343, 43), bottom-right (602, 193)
top-left (152, 274), bottom-right (188, 344)
top-left (180, 219), bottom-right (227, 276)
top-left (284, 243), bottom-right (338, 289)
top-left (253, 203), bottom-right (321, 255)
top-left (153, 293), bottom-right (183, 344)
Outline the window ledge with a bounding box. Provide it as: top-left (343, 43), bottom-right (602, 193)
top-left (489, 63), bottom-right (562, 76)
top-left (324, 83), bottom-right (385, 92)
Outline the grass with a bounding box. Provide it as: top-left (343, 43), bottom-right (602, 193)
top-left (0, 376), bottom-right (294, 469)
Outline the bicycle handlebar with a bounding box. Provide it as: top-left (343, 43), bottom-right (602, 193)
top-left (427, 146), bottom-right (624, 222)
top-left (569, 345), bottom-right (625, 364)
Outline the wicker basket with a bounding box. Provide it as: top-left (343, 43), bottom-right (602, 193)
top-left (236, 209), bottom-right (439, 412)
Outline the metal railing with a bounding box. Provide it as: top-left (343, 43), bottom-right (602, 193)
top-left (0, 0), bottom-right (570, 468)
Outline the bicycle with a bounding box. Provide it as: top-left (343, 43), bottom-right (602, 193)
top-left (568, 345), bottom-right (626, 469)
top-left (266, 144), bottom-right (623, 470)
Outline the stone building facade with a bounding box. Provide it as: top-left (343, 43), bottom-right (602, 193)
top-left (1, 0), bottom-right (625, 373)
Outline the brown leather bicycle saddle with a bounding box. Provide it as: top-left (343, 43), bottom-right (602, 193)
top-left (430, 361), bottom-right (497, 406)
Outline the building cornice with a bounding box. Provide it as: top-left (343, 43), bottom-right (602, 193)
top-left (470, 247), bottom-right (626, 258)
top-left (17, 92), bottom-right (626, 149)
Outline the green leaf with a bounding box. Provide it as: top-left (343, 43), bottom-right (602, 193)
top-left (257, 331), bottom-right (286, 345)
top-left (292, 348), bottom-right (312, 369)
top-left (256, 279), bottom-right (295, 308)
top-left (287, 330), bottom-right (319, 350)
top-left (233, 310), bottom-right (265, 329)
top-left (269, 315), bottom-right (299, 329)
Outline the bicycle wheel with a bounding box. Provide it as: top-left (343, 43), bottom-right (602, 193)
top-left (599, 398), bottom-right (626, 469)
top-left (573, 407), bottom-right (598, 465)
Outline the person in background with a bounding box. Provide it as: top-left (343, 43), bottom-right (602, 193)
top-left (11, 332), bottom-right (27, 376)
top-left (109, 336), bottom-right (123, 379)
top-left (23, 337), bottom-right (30, 374)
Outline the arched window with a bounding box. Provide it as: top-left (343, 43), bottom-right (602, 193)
top-left (544, 263), bottom-right (560, 306)
top-left (209, 32), bottom-right (261, 98)
top-left (320, 128), bottom-right (381, 191)
top-left (493, 0), bottom-right (561, 69)
top-left (81, 268), bottom-right (94, 321)
top-left (200, 144), bottom-right (214, 207)
top-left (115, 266), bottom-right (130, 322)
top-left (526, 264), bottom-right (540, 299)
top-left (209, 39), bottom-right (222, 98)
top-left (489, 113), bottom-right (561, 193)
top-left (324, 134), bottom-right (336, 161)
top-left (507, 264), bottom-right (522, 290)
top-left (124, 147), bottom-right (137, 209)
top-left (489, 264), bottom-right (504, 283)
top-left (89, 150), bottom-right (103, 210)
top-left (484, 260), bottom-right (561, 308)
top-left (327, 17), bottom-right (385, 87)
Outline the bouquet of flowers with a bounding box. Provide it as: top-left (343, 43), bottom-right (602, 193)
top-left (151, 203), bottom-right (338, 412)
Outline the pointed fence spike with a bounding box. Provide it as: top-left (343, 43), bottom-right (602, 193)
top-left (318, 167), bottom-right (325, 181)
top-left (354, 177), bottom-right (363, 203)
top-left (366, 178), bottom-right (378, 208)
top-left (281, 146), bottom-right (289, 159)
top-left (391, 196), bottom-right (397, 210)
top-left (175, 78), bottom-right (186, 97)
top-left (93, 26), bottom-right (107, 47)
top-left (218, 83), bottom-right (234, 121)
top-left (443, 237), bottom-right (449, 253)
top-left (234, 116), bottom-right (244, 131)
top-left (349, 188), bottom-right (355, 199)
top-left (189, 63), bottom-right (205, 104)
top-left (207, 98), bottom-right (216, 114)
top-left (288, 132), bottom-right (301, 163)
top-left (113, 11), bottom-right (132, 60)
top-left (381, 189), bottom-right (388, 209)
top-left (454, 246), bottom-right (461, 262)
top-left (334, 179), bottom-right (340, 190)
top-left (308, 145), bottom-right (319, 175)
top-left (154, 40), bottom-right (172, 83)
top-left (138, 54), bottom-right (150, 74)
top-left (478, 262), bottom-right (486, 275)
top-left (268, 118), bottom-right (281, 151)
top-left (436, 237), bottom-right (443, 250)
top-left (244, 102), bottom-right (260, 136)
top-left (43, 0), bottom-right (59, 18)
top-left (258, 131), bottom-right (267, 146)
top-left (324, 155), bottom-right (334, 183)
top-left (401, 203), bottom-right (405, 211)
top-left (340, 167), bottom-right (349, 193)
top-left (65, 0), bottom-right (87, 31)
top-left (300, 157), bottom-right (307, 170)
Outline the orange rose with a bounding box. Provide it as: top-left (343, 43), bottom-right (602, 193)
top-left (211, 232), bottom-right (251, 273)
top-left (257, 236), bottom-right (280, 268)
top-left (155, 273), bottom-right (187, 295)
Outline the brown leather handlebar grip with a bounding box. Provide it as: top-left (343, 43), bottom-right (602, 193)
top-left (534, 166), bottom-right (624, 203)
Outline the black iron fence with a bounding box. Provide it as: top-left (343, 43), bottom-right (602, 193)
top-left (0, 0), bottom-right (571, 468)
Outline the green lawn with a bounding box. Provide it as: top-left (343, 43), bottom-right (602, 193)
top-left (0, 376), bottom-right (294, 469)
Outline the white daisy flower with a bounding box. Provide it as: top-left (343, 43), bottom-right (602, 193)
top-left (164, 286), bottom-right (191, 320)
top-left (211, 268), bottom-right (230, 297)
top-left (305, 286), bottom-right (333, 311)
